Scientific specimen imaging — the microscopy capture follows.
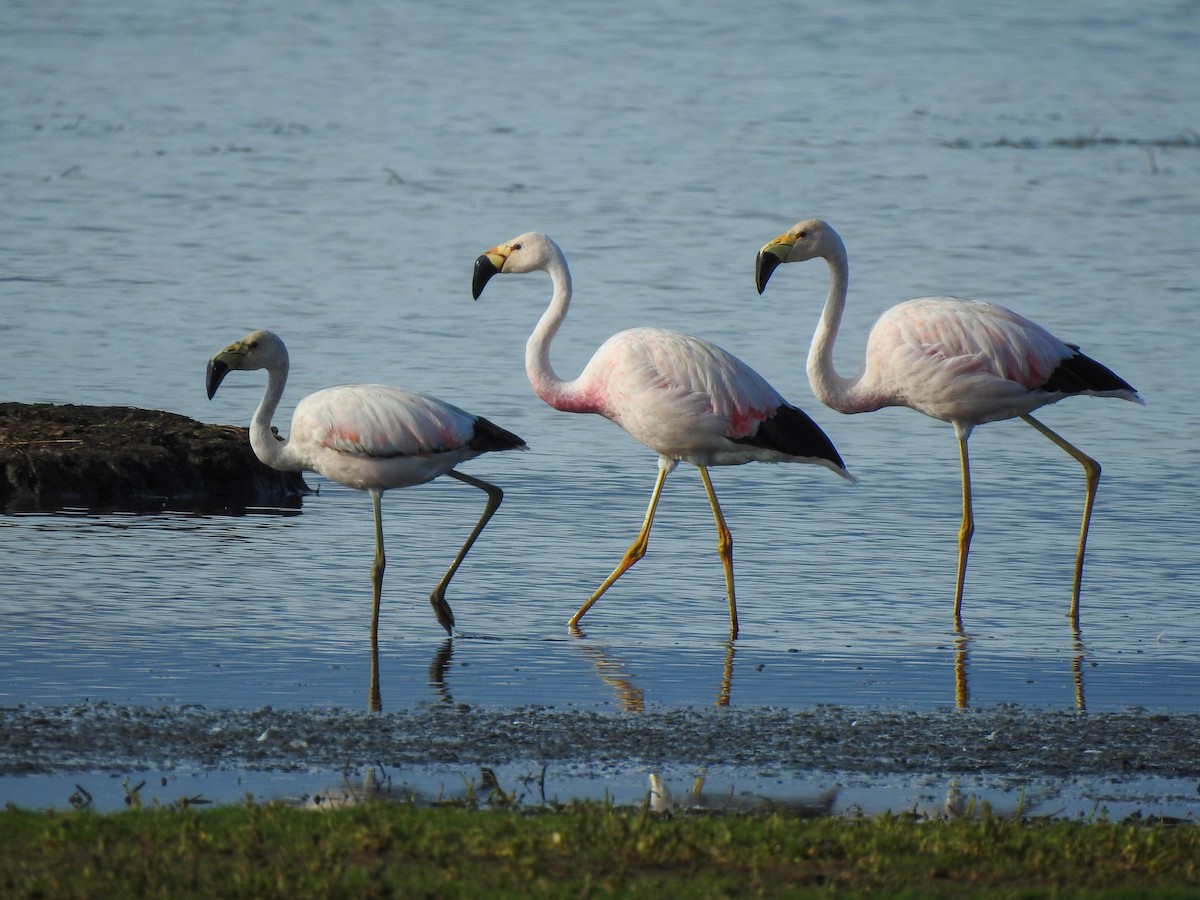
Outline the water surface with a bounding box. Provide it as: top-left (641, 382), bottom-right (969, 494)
top-left (2, 0), bottom-right (1198, 814)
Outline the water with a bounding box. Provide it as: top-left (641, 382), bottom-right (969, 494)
top-left (2, 0), bottom-right (1199, 814)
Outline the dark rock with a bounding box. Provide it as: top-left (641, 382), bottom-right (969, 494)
top-left (0, 402), bottom-right (308, 510)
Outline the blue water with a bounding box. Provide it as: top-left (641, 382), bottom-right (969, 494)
top-left (2, 0), bottom-right (1198, 731)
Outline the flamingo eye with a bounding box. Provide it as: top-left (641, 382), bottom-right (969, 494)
top-left (511, 243), bottom-right (522, 251)
top-left (798, 231), bottom-right (807, 239)
top-left (248, 341), bottom-right (259, 349)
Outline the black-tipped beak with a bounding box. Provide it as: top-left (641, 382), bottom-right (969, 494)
top-left (755, 248), bottom-right (784, 295)
top-left (206, 358), bottom-right (230, 400)
top-left (472, 254), bottom-right (501, 300)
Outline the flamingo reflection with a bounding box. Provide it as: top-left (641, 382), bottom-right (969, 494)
top-left (367, 637), bottom-right (456, 712)
top-left (951, 628), bottom-right (1086, 711)
top-left (571, 632), bottom-right (736, 709)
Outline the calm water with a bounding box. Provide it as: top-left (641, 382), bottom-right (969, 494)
top-left (2, 0), bottom-right (1199, 811)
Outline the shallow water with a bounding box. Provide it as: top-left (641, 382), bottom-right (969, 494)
top-left (2, 0), bottom-right (1198, 816)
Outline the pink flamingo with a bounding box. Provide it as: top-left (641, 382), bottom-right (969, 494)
top-left (755, 219), bottom-right (1143, 626)
top-left (206, 329), bottom-right (525, 641)
top-left (472, 232), bottom-right (851, 638)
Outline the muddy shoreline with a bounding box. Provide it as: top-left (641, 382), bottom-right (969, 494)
top-left (4, 703), bottom-right (1198, 782)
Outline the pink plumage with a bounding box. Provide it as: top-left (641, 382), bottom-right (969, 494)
top-left (756, 218), bottom-right (1143, 626)
top-left (206, 329), bottom-right (525, 643)
top-left (473, 231), bottom-right (850, 638)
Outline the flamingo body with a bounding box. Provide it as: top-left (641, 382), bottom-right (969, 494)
top-left (755, 219), bottom-right (1143, 625)
top-left (206, 329), bottom-right (525, 640)
top-left (473, 232), bottom-right (849, 637)
top-left (564, 325), bottom-right (840, 468)
top-left (852, 297), bottom-right (1136, 428)
top-left (282, 383), bottom-right (518, 492)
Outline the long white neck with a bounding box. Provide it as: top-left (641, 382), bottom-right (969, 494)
top-left (248, 360), bottom-right (294, 470)
top-left (525, 249), bottom-right (577, 409)
top-left (806, 237), bottom-right (867, 414)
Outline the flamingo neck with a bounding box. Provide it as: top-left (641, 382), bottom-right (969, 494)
top-left (806, 239), bottom-right (866, 413)
top-left (525, 251), bottom-right (581, 410)
top-left (249, 360), bottom-right (292, 470)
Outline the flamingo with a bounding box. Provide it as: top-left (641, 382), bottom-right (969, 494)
top-left (205, 329), bottom-right (526, 642)
top-left (472, 232), bottom-right (851, 638)
top-left (754, 219), bottom-right (1143, 626)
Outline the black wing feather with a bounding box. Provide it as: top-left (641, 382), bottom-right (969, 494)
top-left (1041, 350), bottom-right (1137, 396)
top-left (733, 404), bottom-right (846, 470)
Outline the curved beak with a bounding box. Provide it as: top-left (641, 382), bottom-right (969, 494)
top-left (471, 247), bottom-right (509, 299)
top-left (205, 346), bottom-right (245, 400)
top-left (754, 235), bottom-right (793, 295)
top-left (205, 357), bottom-right (231, 400)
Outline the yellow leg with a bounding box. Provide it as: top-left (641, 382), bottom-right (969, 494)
top-left (953, 435), bottom-right (974, 626)
top-left (428, 470), bottom-right (505, 635)
top-left (1021, 414), bottom-right (1100, 627)
top-left (697, 465), bottom-right (738, 640)
top-left (569, 467), bottom-right (669, 630)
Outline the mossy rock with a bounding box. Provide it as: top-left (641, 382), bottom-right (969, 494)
top-left (0, 402), bottom-right (308, 510)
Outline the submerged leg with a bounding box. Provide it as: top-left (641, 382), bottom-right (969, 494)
top-left (428, 470), bottom-right (505, 636)
top-left (697, 465), bottom-right (738, 640)
top-left (953, 434), bottom-right (974, 626)
top-left (1021, 413), bottom-right (1101, 626)
top-left (569, 466), bottom-right (669, 631)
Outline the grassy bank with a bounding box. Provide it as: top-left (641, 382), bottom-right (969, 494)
top-left (1, 801), bottom-right (1197, 898)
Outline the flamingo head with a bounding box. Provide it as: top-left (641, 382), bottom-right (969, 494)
top-left (472, 232), bottom-right (563, 298)
top-left (206, 329), bottom-right (287, 400)
top-left (755, 219), bottom-right (842, 293)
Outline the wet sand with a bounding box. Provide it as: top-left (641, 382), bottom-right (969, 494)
top-left (4, 703), bottom-right (1197, 787)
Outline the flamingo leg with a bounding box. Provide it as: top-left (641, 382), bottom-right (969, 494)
top-left (427, 470), bottom-right (505, 636)
top-left (697, 465), bottom-right (738, 639)
top-left (1021, 413), bottom-right (1100, 626)
top-left (367, 488), bottom-right (386, 710)
top-left (569, 467), bottom-right (669, 630)
top-left (953, 434), bottom-right (974, 626)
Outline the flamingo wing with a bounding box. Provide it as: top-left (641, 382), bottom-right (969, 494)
top-left (292, 385), bottom-right (481, 460)
top-left (588, 327), bottom-right (786, 441)
top-left (877, 298), bottom-right (1073, 390)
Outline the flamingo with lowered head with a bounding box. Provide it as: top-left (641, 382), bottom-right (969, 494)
top-left (755, 219), bottom-right (1143, 627)
top-left (472, 232), bottom-right (851, 638)
top-left (206, 329), bottom-right (525, 642)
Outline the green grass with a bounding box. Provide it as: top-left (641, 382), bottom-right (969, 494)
top-left (1, 801), bottom-right (1197, 898)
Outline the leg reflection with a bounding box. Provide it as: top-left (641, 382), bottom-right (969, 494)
top-left (716, 639), bottom-right (735, 708)
top-left (575, 640), bottom-right (645, 713)
top-left (952, 622), bottom-right (1088, 711)
top-left (954, 628), bottom-right (971, 709)
top-left (1071, 627), bottom-right (1087, 712)
top-left (428, 638), bottom-right (455, 704)
top-left (572, 633), bottom-right (739, 710)
top-left (368, 630), bottom-right (382, 712)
